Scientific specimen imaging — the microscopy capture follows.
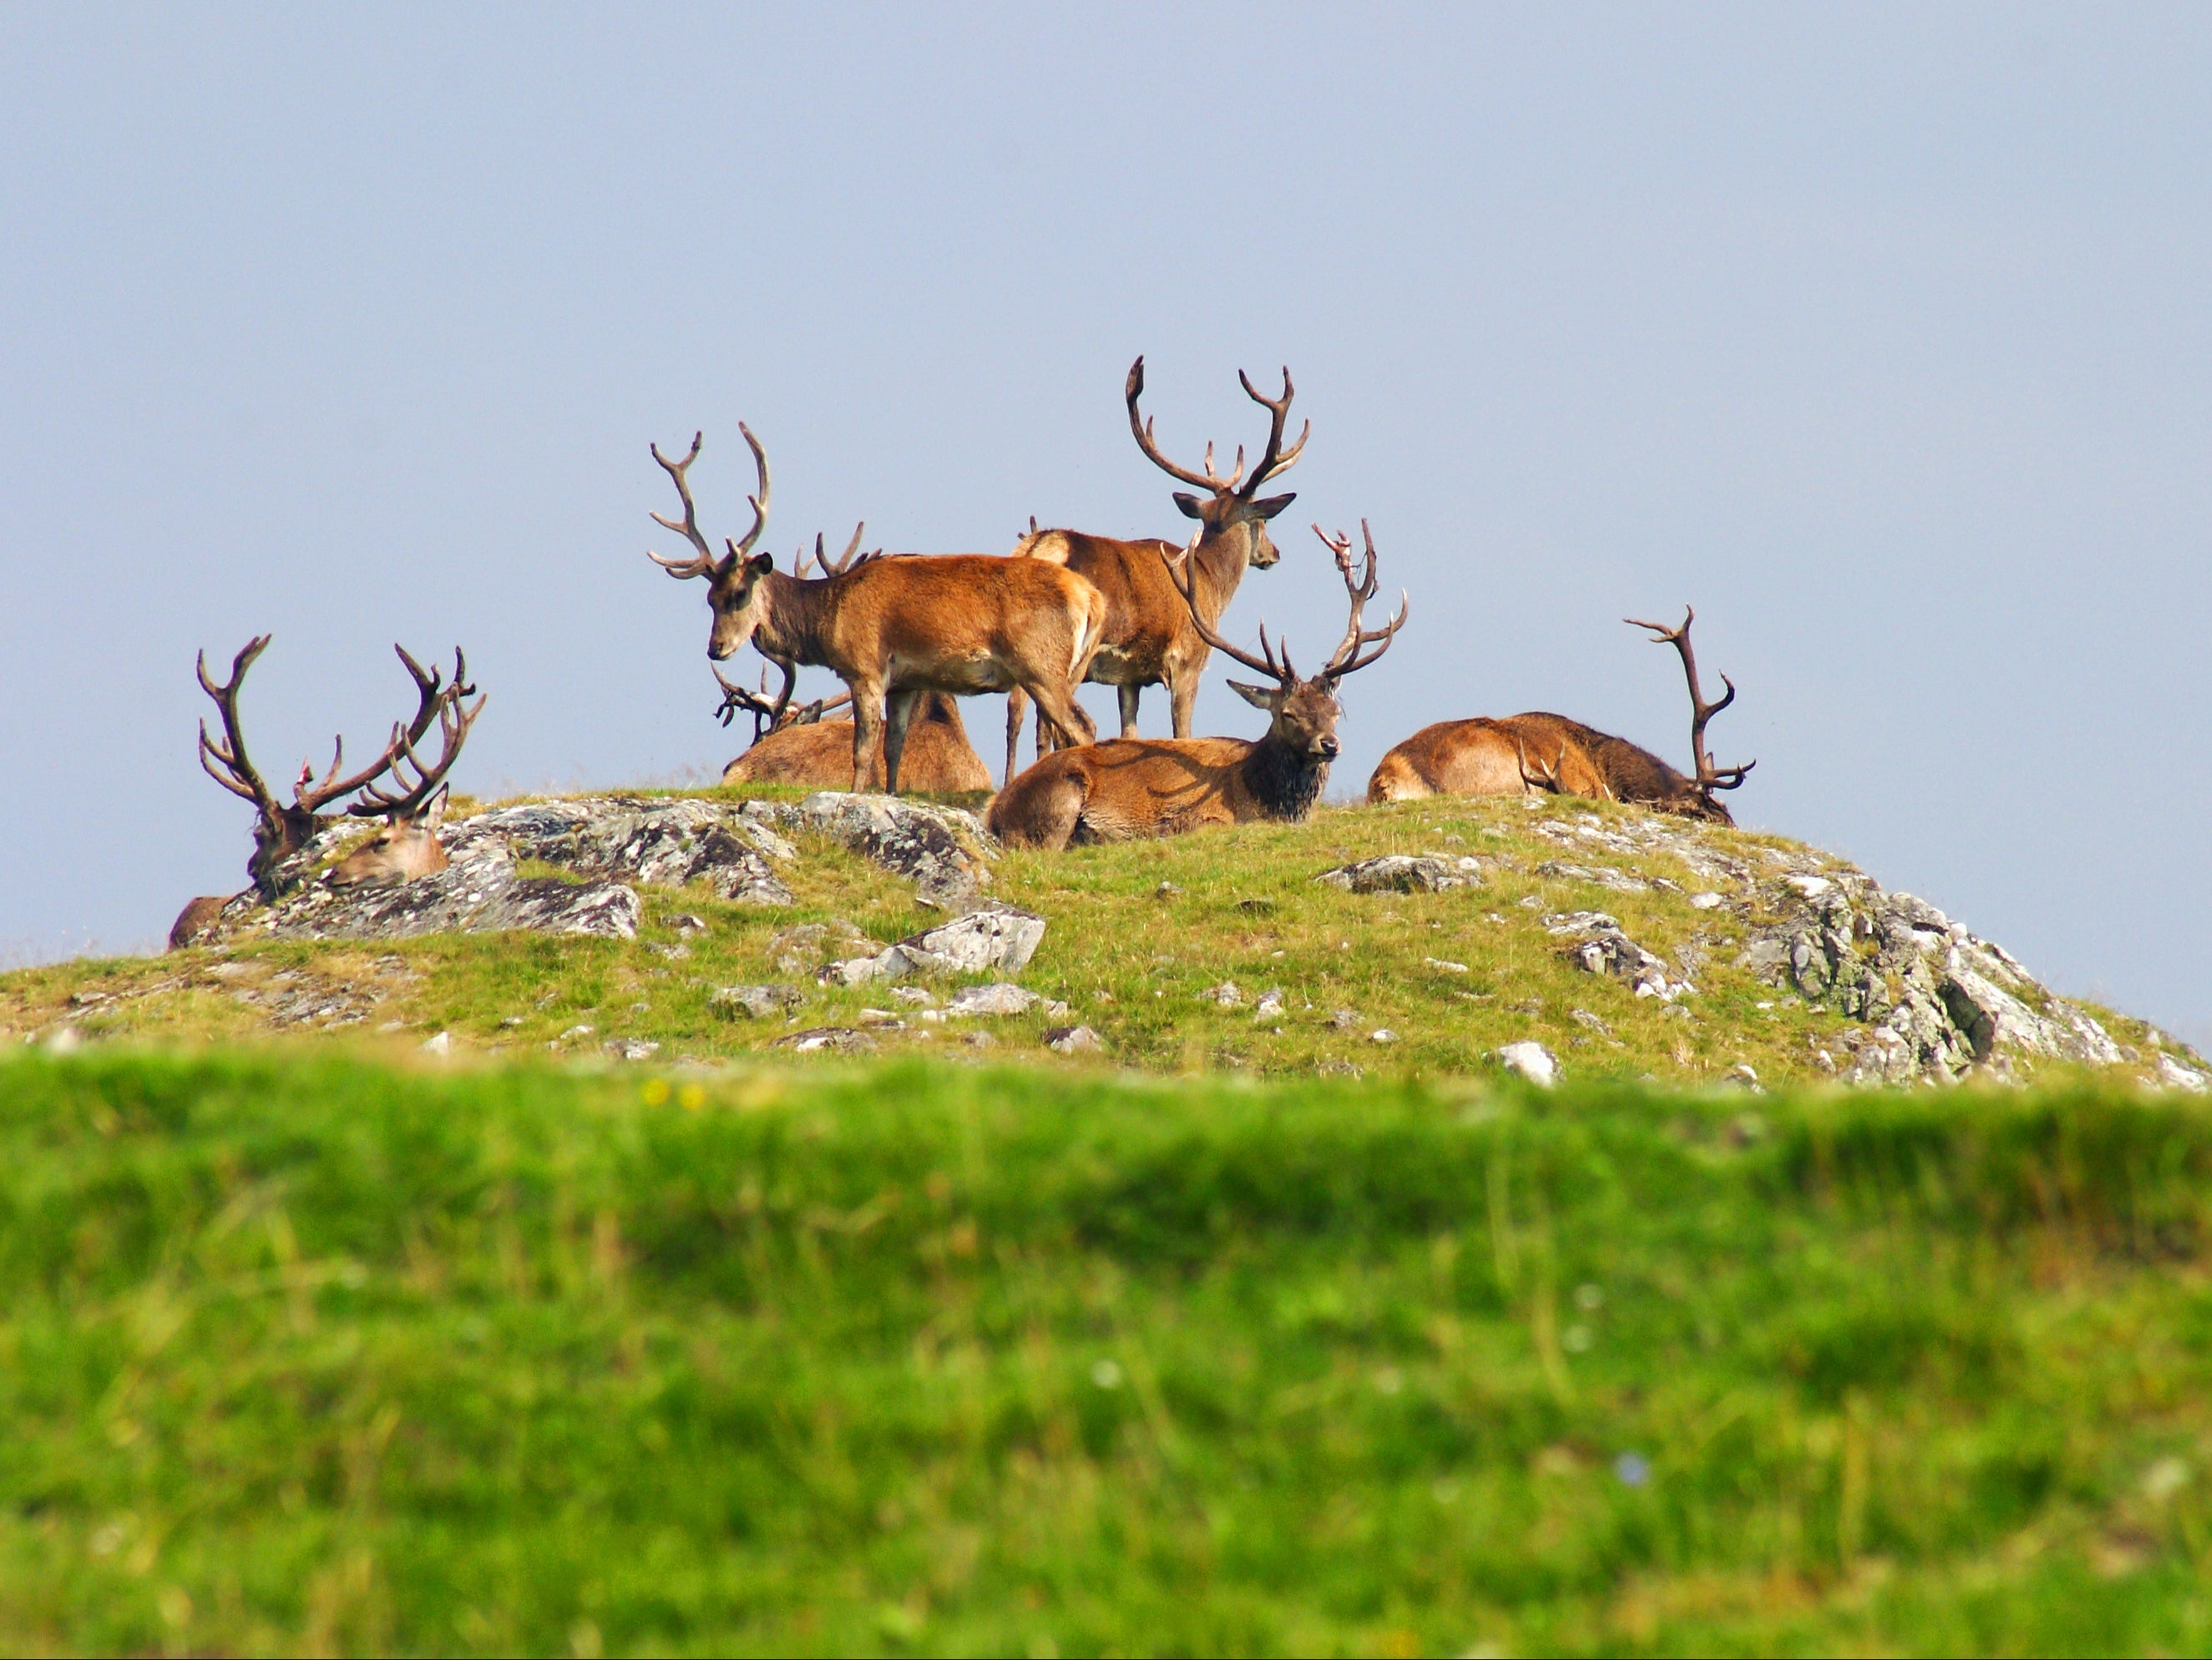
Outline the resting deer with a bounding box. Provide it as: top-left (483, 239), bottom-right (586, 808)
top-left (176, 639), bottom-right (484, 944)
top-left (646, 428), bottom-right (1106, 793)
top-left (1001, 356), bottom-right (1305, 780)
top-left (1366, 607), bottom-right (1754, 824)
top-left (713, 666), bottom-right (992, 793)
top-left (989, 522), bottom-right (1405, 849)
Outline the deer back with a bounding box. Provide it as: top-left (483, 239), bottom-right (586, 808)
top-left (723, 691), bottom-right (991, 792)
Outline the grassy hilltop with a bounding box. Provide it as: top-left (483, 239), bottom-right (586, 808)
top-left (4, 792), bottom-right (2209, 1655)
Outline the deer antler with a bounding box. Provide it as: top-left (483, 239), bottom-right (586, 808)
top-left (1236, 366), bottom-right (1308, 492)
top-left (1515, 735), bottom-right (1565, 795)
top-left (794, 523), bottom-right (874, 579)
top-left (1126, 357), bottom-right (1243, 493)
top-left (1160, 531), bottom-right (1293, 682)
top-left (347, 661), bottom-right (486, 819)
top-left (647, 425), bottom-right (769, 581)
top-left (1624, 606), bottom-right (1755, 800)
top-left (714, 662), bottom-right (852, 740)
top-left (196, 635), bottom-right (280, 816)
top-left (1314, 521), bottom-right (1409, 681)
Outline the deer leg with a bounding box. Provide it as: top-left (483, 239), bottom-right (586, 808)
top-left (1025, 679), bottom-right (1096, 753)
top-left (1117, 682), bottom-right (1142, 738)
top-left (848, 678), bottom-right (888, 792)
top-left (1004, 687), bottom-right (1029, 787)
top-left (1167, 666), bottom-right (1199, 740)
top-left (883, 687), bottom-right (923, 796)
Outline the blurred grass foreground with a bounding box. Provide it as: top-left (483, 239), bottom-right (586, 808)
top-left (7, 1049), bottom-right (2212, 1655)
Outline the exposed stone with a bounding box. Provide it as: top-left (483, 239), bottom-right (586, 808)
top-left (710, 984), bottom-right (805, 1019)
top-left (1546, 912), bottom-right (1692, 1001)
top-left (605, 1039), bottom-right (661, 1062)
top-left (464, 797), bottom-right (795, 904)
top-left (1205, 981), bottom-right (1243, 1008)
top-left (1536, 861), bottom-right (1648, 893)
top-left (769, 1027), bottom-right (879, 1055)
top-left (421, 1031), bottom-right (450, 1056)
top-left (1253, 988), bottom-right (1286, 1020)
top-left (1315, 854), bottom-right (1481, 893)
top-left (822, 903), bottom-right (1046, 986)
top-left (747, 792), bottom-right (991, 908)
top-left (2158, 1055), bottom-right (2209, 1092)
top-left (1496, 1040), bottom-right (1559, 1087)
top-left (946, 983), bottom-right (1040, 1017)
top-left (1044, 1025), bottom-right (1102, 1055)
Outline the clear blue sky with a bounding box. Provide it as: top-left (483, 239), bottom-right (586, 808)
top-left (3, 5), bottom-right (2208, 1044)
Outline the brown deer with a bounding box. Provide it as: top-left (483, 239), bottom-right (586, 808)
top-left (645, 429), bottom-right (1106, 792)
top-left (195, 637), bottom-right (483, 895)
top-left (177, 639), bottom-right (484, 944)
top-left (1001, 356), bottom-right (1306, 780)
top-left (1366, 607), bottom-right (1753, 824)
top-left (712, 666), bottom-right (992, 793)
top-left (989, 522), bottom-right (1406, 850)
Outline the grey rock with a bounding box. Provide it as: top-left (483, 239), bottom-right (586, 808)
top-left (770, 1026), bottom-right (879, 1055)
top-left (710, 984), bottom-right (804, 1019)
top-left (823, 903), bottom-right (1047, 985)
top-left (1044, 1024), bottom-right (1103, 1055)
top-left (421, 1031), bottom-right (450, 1056)
top-left (464, 797), bottom-right (795, 904)
top-left (946, 982), bottom-right (1041, 1017)
top-left (1547, 912), bottom-right (1692, 1001)
top-left (605, 1039), bottom-right (661, 1062)
top-left (2157, 1055), bottom-right (2209, 1091)
top-left (1253, 988), bottom-right (1286, 1020)
top-left (1315, 854), bottom-right (1480, 893)
top-left (1205, 980), bottom-right (1243, 1007)
top-left (1496, 1040), bottom-right (1559, 1087)
top-left (751, 792), bottom-right (992, 908)
top-left (1536, 860), bottom-right (1648, 893)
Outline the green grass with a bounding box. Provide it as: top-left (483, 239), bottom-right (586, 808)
top-left (0, 792), bottom-right (2175, 1091)
top-left (7, 1048), bottom-right (2212, 1654)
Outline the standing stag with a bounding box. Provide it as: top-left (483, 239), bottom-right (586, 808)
top-left (645, 428), bottom-right (1106, 792)
top-left (176, 639), bottom-right (484, 944)
top-left (712, 666), bottom-right (992, 793)
top-left (989, 522), bottom-right (1406, 850)
top-left (1002, 356), bottom-right (1306, 780)
top-left (1366, 606), bottom-right (1753, 823)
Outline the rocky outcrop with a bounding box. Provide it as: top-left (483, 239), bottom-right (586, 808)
top-left (1315, 854), bottom-right (1482, 893)
top-left (822, 903), bottom-right (1047, 987)
top-left (742, 792), bottom-right (994, 909)
top-left (1547, 910), bottom-right (1693, 1002)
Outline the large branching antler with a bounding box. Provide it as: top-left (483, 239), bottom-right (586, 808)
top-left (712, 662), bottom-right (849, 741)
top-left (1313, 521), bottom-right (1409, 681)
top-left (1624, 606), bottom-right (1755, 800)
top-left (647, 425), bottom-right (770, 581)
top-left (1126, 356), bottom-right (1308, 499)
top-left (196, 635), bottom-right (279, 817)
top-left (1160, 530), bottom-right (1295, 682)
top-left (347, 655), bottom-right (485, 819)
top-left (793, 523), bottom-right (878, 579)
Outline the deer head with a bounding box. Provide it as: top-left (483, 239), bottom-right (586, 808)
top-left (1624, 606), bottom-right (1754, 824)
top-left (1165, 519), bottom-right (1407, 766)
top-left (1127, 357), bottom-right (1307, 569)
top-left (195, 639), bottom-right (483, 896)
top-left (329, 787), bottom-right (450, 888)
top-left (645, 427), bottom-right (777, 661)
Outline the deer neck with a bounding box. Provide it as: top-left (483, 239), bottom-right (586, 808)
top-left (1239, 725), bottom-right (1329, 822)
top-left (1186, 523), bottom-right (1255, 627)
top-left (750, 570), bottom-right (839, 667)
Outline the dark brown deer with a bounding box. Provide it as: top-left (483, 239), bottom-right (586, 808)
top-left (1001, 356), bottom-right (1306, 779)
top-left (713, 667), bottom-right (991, 793)
top-left (1366, 608), bottom-right (1752, 824)
top-left (194, 637), bottom-right (483, 895)
top-left (646, 429), bottom-right (1106, 792)
top-left (989, 522), bottom-right (1405, 849)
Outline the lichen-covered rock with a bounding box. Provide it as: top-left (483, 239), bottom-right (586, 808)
top-left (245, 833), bottom-right (641, 944)
top-left (946, 983), bottom-right (1042, 1017)
top-left (1546, 911), bottom-right (1692, 1001)
top-left (823, 903), bottom-right (1047, 986)
top-left (747, 792), bottom-right (993, 908)
top-left (770, 1026), bottom-right (878, 1055)
top-left (1315, 854), bottom-right (1481, 893)
top-left (710, 984), bottom-right (805, 1019)
top-left (1045, 1025), bottom-right (1102, 1055)
top-left (464, 797), bottom-right (794, 905)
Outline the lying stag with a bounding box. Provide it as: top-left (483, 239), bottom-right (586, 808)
top-left (713, 667), bottom-right (992, 793)
top-left (989, 523), bottom-right (1405, 849)
top-left (1366, 606), bottom-right (1753, 823)
top-left (176, 639), bottom-right (483, 944)
top-left (647, 429), bottom-right (1105, 792)
top-left (1002, 356), bottom-right (1305, 777)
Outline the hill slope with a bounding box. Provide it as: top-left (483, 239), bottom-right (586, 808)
top-left (4, 788), bottom-right (2201, 1093)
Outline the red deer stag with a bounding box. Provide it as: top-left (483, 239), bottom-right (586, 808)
top-left (177, 639), bottom-right (484, 943)
top-left (1001, 356), bottom-right (1306, 780)
top-left (989, 522), bottom-right (1405, 850)
top-left (1366, 607), bottom-right (1753, 824)
top-left (712, 666), bottom-right (992, 793)
top-left (646, 428), bottom-right (1106, 792)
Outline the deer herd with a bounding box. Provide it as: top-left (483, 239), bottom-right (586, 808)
top-left (179, 357), bottom-right (1753, 937)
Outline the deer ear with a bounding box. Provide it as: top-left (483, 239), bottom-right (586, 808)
top-left (1249, 491), bottom-right (1296, 520)
top-left (424, 785), bottom-right (448, 829)
top-left (1227, 679), bottom-right (1278, 710)
top-left (747, 551), bottom-right (775, 579)
top-left (1172, 492), bottom-right (1207, 519)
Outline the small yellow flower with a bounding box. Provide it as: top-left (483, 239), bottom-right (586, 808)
top-left (640, 1078), bottom-right (671, 1106)
top-left (677, 1082), bottom-right (706, 1111)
